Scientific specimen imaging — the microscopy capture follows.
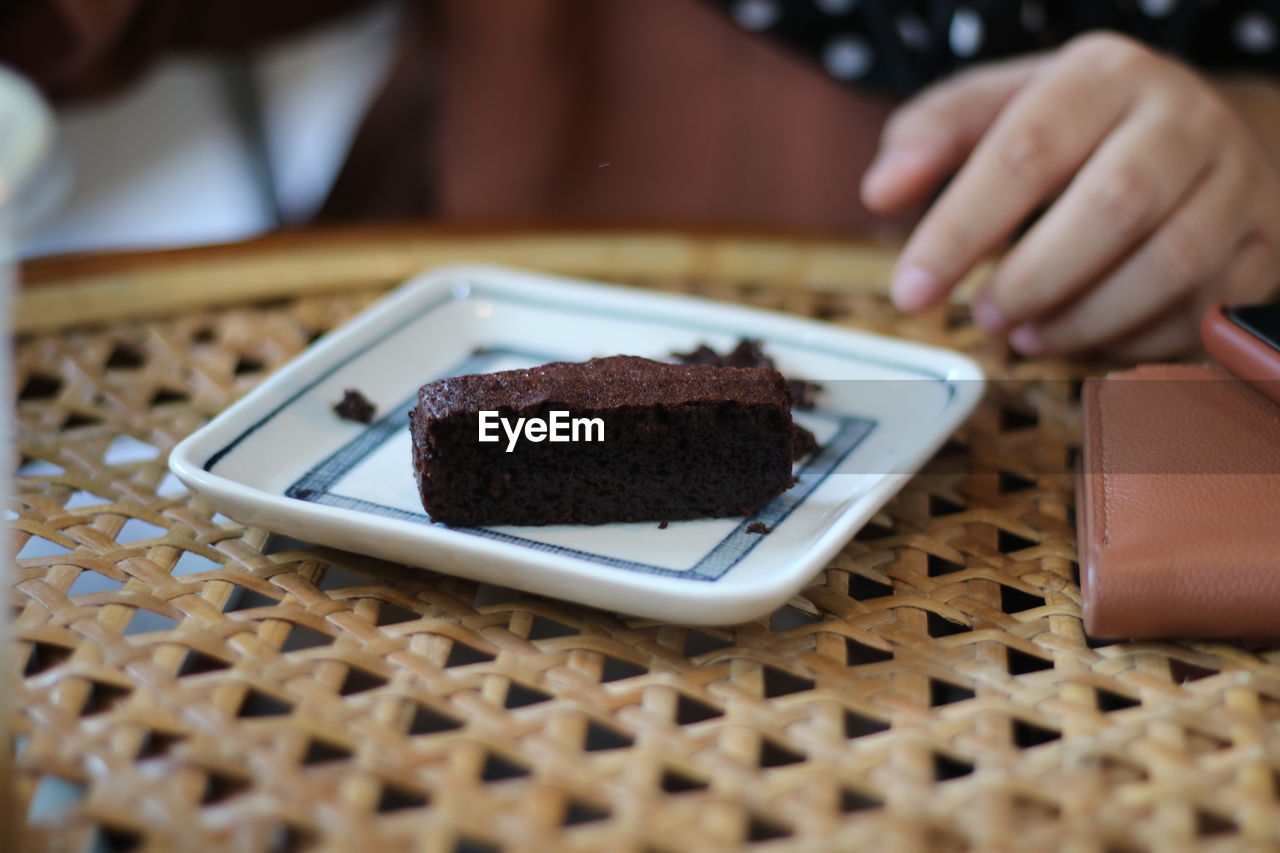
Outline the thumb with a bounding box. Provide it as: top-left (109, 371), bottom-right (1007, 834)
top-left (861, 54), bottom-right (1047, 214)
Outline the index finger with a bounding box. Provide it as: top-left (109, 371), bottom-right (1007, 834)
top-left (862, 55), bottom-right (1045, 214)
top-left (890, 38), bottom-right (1141, 311)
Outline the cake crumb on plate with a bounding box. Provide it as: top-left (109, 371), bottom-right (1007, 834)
top-left (334, 389), bottom-right (376, 423)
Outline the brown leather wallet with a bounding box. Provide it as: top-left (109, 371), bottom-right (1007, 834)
top-left (1078, 364), bottom-right (1280, 638)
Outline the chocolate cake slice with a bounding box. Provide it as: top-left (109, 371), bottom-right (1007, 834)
top-left (409, 356), bottom-right (797, 526)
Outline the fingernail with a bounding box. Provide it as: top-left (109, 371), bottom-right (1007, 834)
top-left (1009, 324), bottom-right (1046, 356)
top-left (862, 147), bottom-right (928, 201)
top-left (972, 299), bottom-right (1005, 332)
top-left (861, 156), bottom-right (901, 200)
top-left (890, 266), bottom-right (939, 312)
top-left (860, 166), bottom-right (891, 203)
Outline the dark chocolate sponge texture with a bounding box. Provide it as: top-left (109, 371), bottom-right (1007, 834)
top-left (410, 356), bottom-right (797, 526)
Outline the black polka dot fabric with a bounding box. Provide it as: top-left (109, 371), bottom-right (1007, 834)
top-left (708, 0), bottom-right (1280, 96)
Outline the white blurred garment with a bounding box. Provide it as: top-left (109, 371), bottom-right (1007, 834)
top-left (20, 1), bottom-right (399, 258)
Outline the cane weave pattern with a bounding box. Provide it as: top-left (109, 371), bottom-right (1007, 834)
top-left (11, 258), bottom-right (1280, 852)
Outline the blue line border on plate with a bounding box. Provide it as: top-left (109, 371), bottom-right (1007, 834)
top-left (283, 346), bottom-right (876, 581)
top-left (202, 279), bottom-right (951, 474)
top-left (194, 278), bottom-right (967, 581)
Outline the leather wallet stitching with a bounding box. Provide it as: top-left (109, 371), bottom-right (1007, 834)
top-left (1096, 381), bottom-right (1111, 549)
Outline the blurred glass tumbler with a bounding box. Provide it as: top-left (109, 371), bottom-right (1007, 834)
top-left (0, 65), bottom-right (55, 847)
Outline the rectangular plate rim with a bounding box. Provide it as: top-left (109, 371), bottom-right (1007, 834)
top-left (169, 264), bottom-right (985, 623)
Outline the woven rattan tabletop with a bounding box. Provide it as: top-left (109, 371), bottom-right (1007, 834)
top-left (9, 227), bottom-right (1280, 852)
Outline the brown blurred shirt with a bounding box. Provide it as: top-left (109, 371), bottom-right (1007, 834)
top-left (0, 0), bottom-right (897, 234)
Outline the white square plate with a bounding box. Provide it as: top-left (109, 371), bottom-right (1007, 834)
top-left (170, 265), bottom-right (984, 623)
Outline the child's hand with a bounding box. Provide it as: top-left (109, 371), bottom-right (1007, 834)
top-left (861, 32), bottom-right (1280, 360)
